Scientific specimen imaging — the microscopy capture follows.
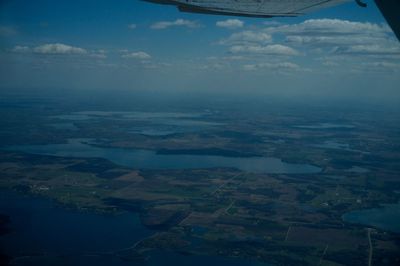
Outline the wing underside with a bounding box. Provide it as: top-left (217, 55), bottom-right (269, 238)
top-left (374, 0), bottom-right (400, 41)
top-left (144, 0), bottom-right (351, 17)
top-left (144, 0), bottom-right (399, 41)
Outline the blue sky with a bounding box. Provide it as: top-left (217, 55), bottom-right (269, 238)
top-left (0, 0), bottom-right (399, 103)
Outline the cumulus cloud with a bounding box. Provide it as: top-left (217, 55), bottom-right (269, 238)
top-left (215, 18), bottom-right (400, 72)
top-left (121, 51), bottom-right (151, 60)
top-left (216, 19), bottom-right (244, 29)
top-left (128, 24), bottom-right (137, 30)
top-left (150, 19), bottom-right (201, 30)
top-left (334, 44), bottom-right (400, 55)
top-left (142, 61), bottom-right (172, 69)
top-left (322, 60), bottom-right (339, 67)
top-left (351, 61), bottom-right (400, 73)
top-left (218, 30), bottom-right (295, 59)
top-left (364, 61), bottom-right (400, 69)
top-left (0, 25), bottom-right (17, 36)
top-left (262, 21), bottom-right (282, 26)
top-left (11, 43), bottom-right (111, 59)
top-left (267, 19), bottom-right (388, 36)
top-left (90, 49), bottom-right (107, 59)
top-left (12, 45), bottom-right (31, 53)
top-left (243, 62), bottom-right (300, 71)
top-left (265, 19), bottom-right (400, 57)
top-left (33, 43), bottom-right (87, 54)
top-left (219, 30), bottom-right (272, 45)
top-left (230, 44), bottom-right (299, 56)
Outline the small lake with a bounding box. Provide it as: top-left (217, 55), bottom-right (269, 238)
top-left (313, 140), bottom-right (350, 150)
top-left (0, 190), bottom-right (269, 266)
top-left (128, 123), bottom-right (215, 136)
top-left (6, 139), bottom-right (321, 174)
top-left (342, 203), bottom-right (400, 233)
top-left (53, 111), bottom-right (204, 121)
top-left (312, 140), bottom-right (368, 155)
top-left (294, 123), bottom-right (355, 130)
top-left (49, 123), bottom-right (78, 131)
top-left (52, 111), bottom-right (223, 136)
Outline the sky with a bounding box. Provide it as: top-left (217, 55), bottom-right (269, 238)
top-left (0, 0), bottom-right (399, 104)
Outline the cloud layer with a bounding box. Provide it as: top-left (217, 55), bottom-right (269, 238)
top-left (266, 19), bottom-right (399, 56)
top-left (6, 18), bottom-right (400, 78)
top-left (12, 43), bottom-right (87, 55)
top-left (229, 44), bottom-right (298, 56)
top-left (150, 19), bottom-right (201, 30)
top-left (121, 51), bottom-right (151, 60)
top-left (216, 19), bottom-right (244, 29)
top-left (33, 43), bottom-right (87, 54)
top-left (0, 25), bottom-right (17, 36)
top-left (128, 24), bottom-right (137, 30)
top-left (214, 18), bottom-right (400, 73)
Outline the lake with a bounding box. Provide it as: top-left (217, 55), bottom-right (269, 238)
top-left (0, 190), bottom-right (152, 266)
top-left (0, 190), bottom-right (269, 266)
top-left (6, 139), bottom-right (321, 174)
top-left (312, 140), bottom-right (368, 155)
top-left (294, 123), bottom-right (355, 130)
top-left (51, 111), bottom-right (222, 136)
top-left (49, 123), bottom-right (78, 131)
top-left (342, 203), bottom-right (400, 233)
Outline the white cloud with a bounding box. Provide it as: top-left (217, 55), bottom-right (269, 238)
top-left (265, 19), bottom-right (400, 57)
top-left (216, 19), bottom-right (244, 29)
top-left (0, 26), bottom-right (17, 36)
top-left (243, 62), bottom-right (300, 72)
top-left (150, 19), bottom-right (201, 30)
top-left (322, 60), bottom-right (339, 67)
top-left (219, 30), bottom-right (272, 45)
top-left (267, 19), bottom-right (388, 36)
top-left (262, 21), bottom-right (282, 26)
top-left (142, 61), bottom-right (172, 69)
top-left (215, 18), bottom-right (400, 72)
top-left (12, 45), bottom-right (31, 53)
top-left (128, 24), bottom-right (137, 30)
top-left (122, 51), bottom-right (151, 60)
top-left (230, 44), bottom-right (299, 56)
top-left (364, 62), bottom-right (400, 68)
top-left (334, 44), bottom-right (400, 55)
top-left (33, 43), bottom-right (87, 54)
top-left (90, 49), bottom-right (107, 59)
top-left (352, 61), bottom-right (400, 73)
top-left (11, 44), bottom-right (110, 59)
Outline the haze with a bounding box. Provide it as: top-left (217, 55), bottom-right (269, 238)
top-left (0, 0), bottom-right (399, 105)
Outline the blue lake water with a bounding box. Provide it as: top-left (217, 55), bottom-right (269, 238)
top-left (342, 203), bottom-right (400, 233)
top-left (0, 190), bottom-right (152, 266)
top-left (312, 140), bottom-right (369, 155)
top-left (53, 111), bottom-right (205, 121)
top-left (146, 251), bottom-right (269, 266)
top-left (0, 190), bottom-right (269, 266)
top-left (129, 128), bottom-right (179, 136)
top-left (6, 139), bottom-right (321, 174)
top-left (49, 123), bottom-right (78, 131)
top-left (294, 123), bottom-right (355, 129)
top-left (128, 123), bottom-right (215, 136)
top-left (52, 111), bottom-right (222, 136)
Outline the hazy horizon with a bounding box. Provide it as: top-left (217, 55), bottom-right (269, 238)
top-left (1, 0), bottom-right (399, 105)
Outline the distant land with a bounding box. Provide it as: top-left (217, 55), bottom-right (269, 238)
top-left (0, 94), bottom-right (399, 266)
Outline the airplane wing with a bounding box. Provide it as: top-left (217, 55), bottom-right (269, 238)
top-left (144, 0), bottom-right (400, 41)
top-left (374, 0), bottom-right (400, 41)
top-left (144, 0), bottom-right (351, 18)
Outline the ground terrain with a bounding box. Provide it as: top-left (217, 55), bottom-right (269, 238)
top-left (0, 97), bottom-right (399, 265)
